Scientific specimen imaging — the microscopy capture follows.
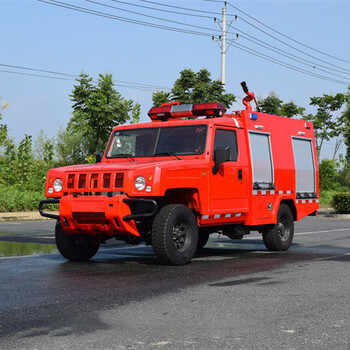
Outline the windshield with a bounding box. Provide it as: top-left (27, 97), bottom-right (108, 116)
top-left (107, 125), bottom-right (207, 158)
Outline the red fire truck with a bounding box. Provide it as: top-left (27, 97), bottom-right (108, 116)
top-left (40, 83), bottom-right (319, 265)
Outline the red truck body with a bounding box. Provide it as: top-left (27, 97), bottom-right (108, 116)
top-left (40, 93), bottom-right (319, 265)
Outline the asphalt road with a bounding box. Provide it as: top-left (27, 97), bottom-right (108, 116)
top-left (0, 216), bottom-right (349, 350)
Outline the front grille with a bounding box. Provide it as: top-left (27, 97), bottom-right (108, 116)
top-left (115, 173), bottom-right (124, 188)
top-left (78, 174), bottom-right (86, 188)
top-left (91, 174), bottom-right (98, 189)
top-left (103, 173), bottom-right (111, 188)
top-left (67, 174), bottom-right (75, 189)
top-left (66, 172), bottom-right (124, 192)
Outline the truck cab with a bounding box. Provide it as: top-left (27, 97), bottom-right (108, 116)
top-left (40, 93), bottom-right (319, 265)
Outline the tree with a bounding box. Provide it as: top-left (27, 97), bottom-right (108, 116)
top-left (152, 68), bottom-right (236, 108)
top-left (0, 97), bottom-right (9, 119)
top-left (68, 73), bottom-right (141, 155)
top-left (258, 92), bottom-right (305, 118)
top-left (308, 93), bottom-right (345, 159)
top-left (0, 97), bottom-right (9, 153)
top-left (55, 127), bottom-right (89, 165)
top-left (341, 86), bottom-right (350, 163)
top-left (34, 130), bottom-right (54, 163)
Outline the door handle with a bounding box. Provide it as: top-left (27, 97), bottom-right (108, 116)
top-left (238, 169), bottom-right (243, 181)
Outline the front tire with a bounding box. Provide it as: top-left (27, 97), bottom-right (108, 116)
top-left (262, 204), bottom-right (294, 251)
top-left (55, 221), bottom-right (100, 261)
top-left (152, 204), bottom-right (198, 265)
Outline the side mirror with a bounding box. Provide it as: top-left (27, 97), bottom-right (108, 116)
top-left (213, 146), bottom-right (230, 175)
top-left (96, 152), bottom-right (103, 163)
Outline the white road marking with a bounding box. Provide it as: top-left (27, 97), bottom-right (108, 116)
top-left (243, 227), bottom-right (350, 240)
top-left (295, 228), bottom-right (350, 235)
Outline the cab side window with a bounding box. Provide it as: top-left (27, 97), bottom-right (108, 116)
top-left (213, 129), bottom-right (238, 161)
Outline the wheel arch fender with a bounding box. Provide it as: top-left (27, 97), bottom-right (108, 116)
top-left (163, 188), bottom-right (201, 214)
top-left (279, 199), bottom-right (297, 221)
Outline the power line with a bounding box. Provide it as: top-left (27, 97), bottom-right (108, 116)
top-left (0, 63), bottom-right (171, 91)
top-left (0, 69), bottom-right (73, 81)
top-left (90, 0), bottom-right (350, 78)
top-left (120, 0), bottom-right (350, 75)
top-left (108, 0), bottom-right (214, 19)
top-left (237, 35), bottom-right (350, 80)
top-left (38, 0), bottom-right (215, 37)
top-left (86, 0), bottom-right (222, 34)
top-left (138, 0), bottom-right (234, 17)
top-left (233, 42), bottom-right (348, 86)
top-left (231, 15), bottom-right (350, 74)
top-left (38, 0), bottom-right (350, 86)
top-left (238, 34), bottom-right (350, 77)
top-left (226, 1), bottom-right (350, 64)
top-left (90, 1), bottom-right (350, 82)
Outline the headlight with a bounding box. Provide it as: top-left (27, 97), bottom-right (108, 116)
top-left (53, 178), bottom-right (63, 192)
top-left (135, 176), bottom-right (146, 191)
top-left (48, 187), bottom-right (53, 194)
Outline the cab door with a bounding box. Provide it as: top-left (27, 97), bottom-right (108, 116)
top-left (209, 127), bottom-right (248, 214)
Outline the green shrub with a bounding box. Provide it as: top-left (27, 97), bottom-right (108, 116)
top-left (331, 193), bottom-right (350, 214)
top-left (319, 159), bottom-right (338, 191)
top-left (319, 190), bottom-right (338, 205)
top-left (0, 186), bottom-right (47, 212)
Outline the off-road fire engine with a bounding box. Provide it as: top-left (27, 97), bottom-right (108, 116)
top-left (40, 82), bottom-right (319, 265)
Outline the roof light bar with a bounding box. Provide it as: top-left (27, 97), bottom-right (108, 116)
top-left (148, 102), bottom-right (227, 121)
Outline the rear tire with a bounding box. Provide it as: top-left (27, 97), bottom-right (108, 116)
top-left (55, 221), bottom-right (100, 261)
top-left (262, 204), bottom-right (294, 251)
top-left (152, 204), bottom-right (198, 265)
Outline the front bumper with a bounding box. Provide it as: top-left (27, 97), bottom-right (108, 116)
top-left (40, 194), bottom-right (155, 237)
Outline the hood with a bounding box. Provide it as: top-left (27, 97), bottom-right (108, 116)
top-left (51, 158), bottom-right (206, 174)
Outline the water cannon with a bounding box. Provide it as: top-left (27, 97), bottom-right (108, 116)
top-left (240, 81), bottom-right (260, 112)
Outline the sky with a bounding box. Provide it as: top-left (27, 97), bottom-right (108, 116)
top-left (1, 0), bottom-right (350, 160)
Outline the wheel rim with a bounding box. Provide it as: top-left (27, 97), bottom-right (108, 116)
top-left (278, 216), bottom-right (290, 242)
top-left (172, 221), bottom-right (191, 251)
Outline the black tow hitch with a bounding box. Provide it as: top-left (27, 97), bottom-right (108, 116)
top-left (39, 199), bottom-right (60, 220)
top-left (123, 198), bottom-right (158, 222)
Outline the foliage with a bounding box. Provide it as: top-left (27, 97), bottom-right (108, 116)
top-left (152, 68), bottom-right (236, 108)
top-left (319, 190), bottom-right (339, 206)
top-left (55, 127), bottom-right (88, 165)
top-left (308, 93), bottom-right (345, 158)
top-left (331, 193), bottom-right (350, 214)
top-left (318, 159), bottom-right (338, 191)
top-left (258, 92), bottom-right (305, 118)
top-left (0, 96), bottom-right (9, 119)
top-left (68, 72), bottom-right (141, 155)
top-left (340, 86), bottom-right (350, 163)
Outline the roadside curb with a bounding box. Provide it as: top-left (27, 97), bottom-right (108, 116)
top-left (320, 212), bottom-right (350, 219)
top-left (0, 212), bottom-right (58, 222)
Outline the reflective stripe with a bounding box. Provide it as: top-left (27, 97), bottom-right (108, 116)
top-left (232, 118), bottom-right (240, 128)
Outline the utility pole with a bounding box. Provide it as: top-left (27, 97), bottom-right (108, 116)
top-left (213, 2), bottom-right (238, 89)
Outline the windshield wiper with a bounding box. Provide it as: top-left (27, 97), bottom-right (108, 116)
top-left (113, 154), bottom-right (136, 161)
top-left (153, 152), bottom-right (182, 160)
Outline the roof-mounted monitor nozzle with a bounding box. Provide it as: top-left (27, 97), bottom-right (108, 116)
top-left (240, 81), bottom-right (260, 112)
